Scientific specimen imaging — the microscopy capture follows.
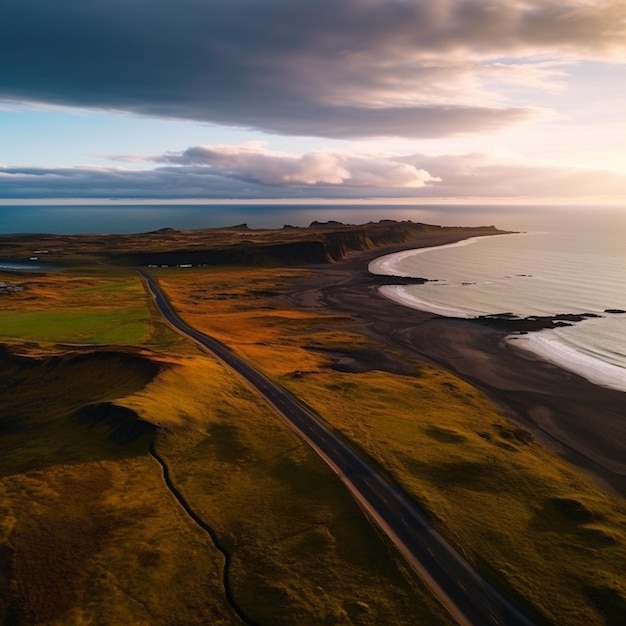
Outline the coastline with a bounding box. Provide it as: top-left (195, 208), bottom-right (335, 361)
top-left (367, 236), bottom-right (486, 278)
top-left (369, 241), bottom-right (626, 393)
top-left (287, 233), bottom-right (626, 497)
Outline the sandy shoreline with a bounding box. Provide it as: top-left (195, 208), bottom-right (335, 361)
top-left (287, 233), bottom-right (626, 497)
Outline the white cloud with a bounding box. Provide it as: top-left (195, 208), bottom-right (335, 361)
top-left (3, 143), bottom-right (626, 202)
top-left (154, 144), bottom-right (441, 188)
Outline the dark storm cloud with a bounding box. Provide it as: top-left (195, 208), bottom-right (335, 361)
top-left (0, 166), bottom-right (247, 200)
top-left (2, 1), bottom-right (624, 138)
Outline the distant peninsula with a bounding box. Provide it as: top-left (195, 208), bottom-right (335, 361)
top-left (0, 219), bottom-right (508, 268)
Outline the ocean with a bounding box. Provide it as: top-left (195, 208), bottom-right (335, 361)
top-left (370, 221), bottom-right (626, 393)
top-left (1, 202), bottom-right (620, 234)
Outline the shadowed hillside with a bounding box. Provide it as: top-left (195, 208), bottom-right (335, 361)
top-left (0, 346), bottom-right (160, 476)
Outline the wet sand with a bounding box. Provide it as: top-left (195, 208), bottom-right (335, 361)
top-left (287, 234), bottom-right (626, 497)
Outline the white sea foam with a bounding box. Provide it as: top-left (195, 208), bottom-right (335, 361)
top-left (507, 331), bottom-right (626, 393)
top-left (379, 285), bottom-right (477, 318)
top-left (368, 237), bottom-right (481, 277)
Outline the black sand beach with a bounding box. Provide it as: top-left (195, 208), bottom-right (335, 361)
top-left (287, 235), bottom-right (626, 497)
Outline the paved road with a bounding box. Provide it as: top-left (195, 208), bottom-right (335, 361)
top-left (141, 270), bottom-right (535, 626)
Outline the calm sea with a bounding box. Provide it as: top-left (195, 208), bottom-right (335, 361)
top-left (370, 217), bottom-right (626, 392)
top-left (1, 203), bottom-right (619, 234)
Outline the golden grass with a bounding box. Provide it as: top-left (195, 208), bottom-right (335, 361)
top-left (0, 349), bottom-right (235, 625)
top-left (157, 266), bottom-right (626, 626)
top-left (283, 366), bottom-right (626, 624)
top-left (120, 353), bottom-right (451, 625)
top-left (1, 459), bottom-right (236, 626)
top-left (3, 261), bottom-right (625, 624)
top-left (0, 268), bottom-right (450, 625)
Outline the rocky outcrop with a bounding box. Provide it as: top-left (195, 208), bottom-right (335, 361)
top-left (308, 220), bottom-right (345, 229)
top-left (471, 312), bottom-right (601, 332)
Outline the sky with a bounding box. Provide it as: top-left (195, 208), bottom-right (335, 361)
top-left (1, 0), bottom-right (626, 205)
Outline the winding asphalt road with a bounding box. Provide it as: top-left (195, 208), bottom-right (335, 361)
top-left (141, 270), bottom-right (535, 626)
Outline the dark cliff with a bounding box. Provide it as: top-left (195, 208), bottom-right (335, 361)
top-left (122, 240), bottom-right (331, 267)
top-left (115, 221), bottom-right (507, 267)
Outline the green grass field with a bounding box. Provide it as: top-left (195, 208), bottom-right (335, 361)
top-left (0, 307), bottom-right (151, 343)
top-left (0, 271), bottom-right (185, 349)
